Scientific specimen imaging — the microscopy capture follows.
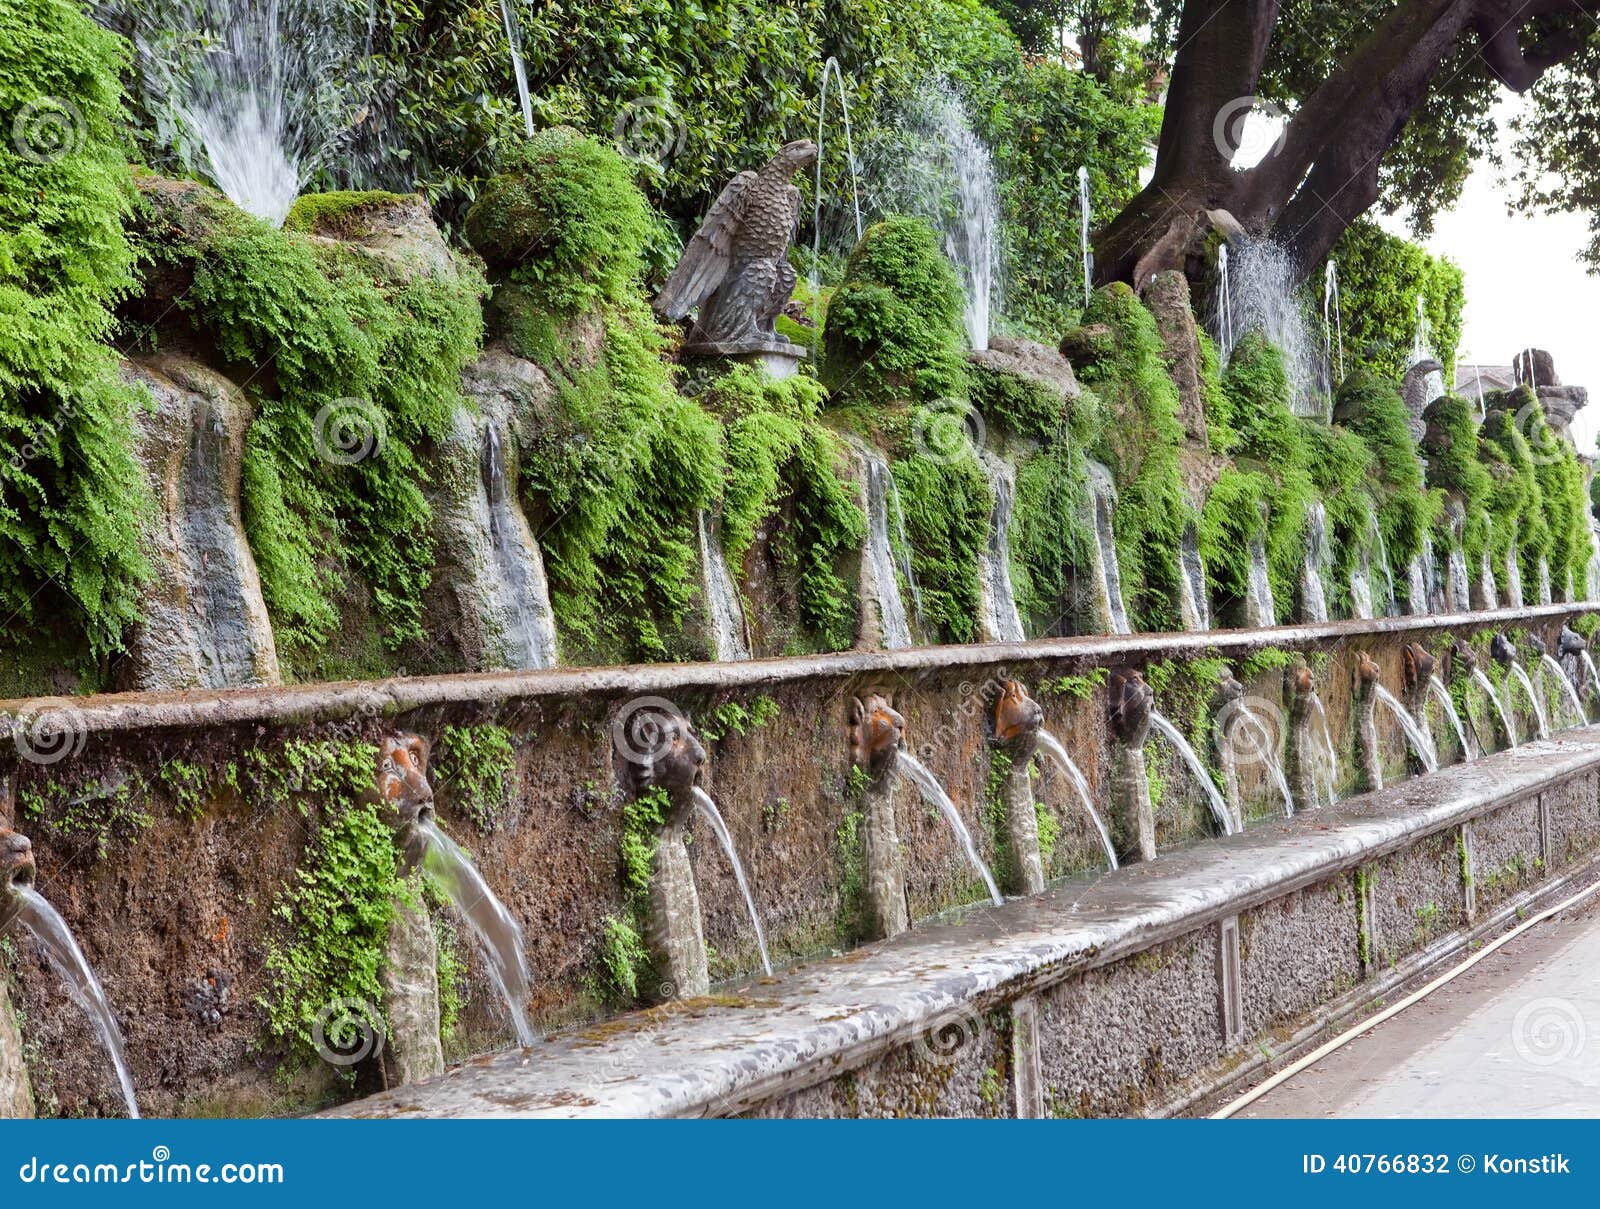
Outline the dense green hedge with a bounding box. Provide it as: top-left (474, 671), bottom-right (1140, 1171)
top-left (1326, 220), bottom-right (1466, 384)
top-left (0, 0), bottom-right (150, 666)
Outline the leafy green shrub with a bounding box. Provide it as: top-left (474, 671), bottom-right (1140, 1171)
top-left (1327, 220), bottom-right (1465, 383)
top-left (823, 217), bottom-right (969, 407)
top-left (0, 0), bottom-right (151, 662)
top-left (1479, 398), bottom-right (1550, 591)
top-left (1074, 284), bottom-right (1191, 630)
top-left (1421, 394), bottom-right (1494, 566)
top-left (465, 127), bottom-right (652, 312)
top-left (891, 437), bottom-right (992, 643)
top-left (433, 724), bottom-right (517, 832)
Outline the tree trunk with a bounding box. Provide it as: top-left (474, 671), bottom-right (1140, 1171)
top-left (1092, 0), bottom-right (1595, 290)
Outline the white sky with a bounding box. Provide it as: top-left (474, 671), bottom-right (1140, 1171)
top-left (1383, 98), bottom-right (1600, 453)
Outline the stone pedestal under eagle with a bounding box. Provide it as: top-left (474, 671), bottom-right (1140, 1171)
top-left (653, 139), bottom-right (817, 356)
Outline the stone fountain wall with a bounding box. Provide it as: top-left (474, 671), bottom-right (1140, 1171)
top-left (0, 604), bottom-right (1589, 1116)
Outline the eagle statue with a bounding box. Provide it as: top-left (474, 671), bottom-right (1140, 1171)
top-left (654, 139), bottom-right (818, 353)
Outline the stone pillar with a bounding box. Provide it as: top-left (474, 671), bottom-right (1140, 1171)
top-left (851, 695), bottom-right (908, 940)
top-left (1353, 652), bottom-right (1383, 793)
top-left (0, 815), bottom-right (35, 1117)
top-left (1107, 669), bottom-right (1156, 862)
top-left (646, 814), bottom-right (709, 1000)
top-left (379, 877), bottom-right (445, 1087)
top-left (993, 681), bottom-right (1045, 897)
top-left (1285, 667), bottom-right (1321, 813)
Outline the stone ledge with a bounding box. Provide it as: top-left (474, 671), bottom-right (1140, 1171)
top-left (1, 603), bottom-right (1591, 740)
top-left (322, 726), bottom-right (1600, 1118)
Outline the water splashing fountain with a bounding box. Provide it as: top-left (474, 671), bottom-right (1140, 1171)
top-left (1216, 237), bottom-right (1323, 417)
top-left (809, 56), bottom-right (865, 357)
top-left (1323, 259), bottom-right (1344, 389)
top-left (124, 0), bottom-right (380, 225)
top-left (1146, 712), bottom-right (1236, 837)
top-left (1078, 165), bottom-right (1094, 309)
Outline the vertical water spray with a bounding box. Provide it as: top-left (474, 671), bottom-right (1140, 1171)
top-left (1428, 676), bottom-right (1475, 760)
top-left (689, 789), bottom-right (772, 976)
top-left (1218, 237), bottom-right (1322, 416)
top-left (418, 821), bottom-right (536, 1048)
top-left (1078, 165), bottom-right (1094, 309)
top-left (809, 56), bottom-right (865, 357)
top-left (123, 0), bottom-right (379, 225)
top-left (895, 752), bottom-right (1003, 906)
top-left (856, 446), bottom-right (914, 649)
top-left (481, 421), bottom-right (559, 669)
top-left (1471, 667), bottom-right (1517, 749)
top-left (1085, 462), bottom-right (1131, 635)
top-left (1539, 653), bottom-right (1587, 729)
top-left (1372, 685), bottom-right (1439, 772)
top-left (891, 79), bottom-right (1002, 350)
top-left (1215, 243), bottom-right (1233, 356)
top-left (15, 889), bottom-right (139, 1117)
top-left (1300, 501), bottom-right (1331, 623)
top-left (498, 0), bottom-right (535, 138)
top-left (1323, 259), bottom-right (1344, 388)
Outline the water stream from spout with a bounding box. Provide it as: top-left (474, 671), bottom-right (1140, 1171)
top-left (1308, 692), bottom-right (1340, 808)
top-left (1472, 667), bottom-right (1518, 748)
top-left (15, 889), bottom-right (139, 1117)
top-left (1234, 702), bottom-right (1294, 818)
top-left (690, 788), bottom-right (772, 976)
top-left (1372, 686), bottom-right (1439, 772)
top-left (1539, 653), bottom-right (1586, 730)
top-left (418, 821), bottom-right (536, 1048)
top-left (1583, 651), bottom-right (1600, 713)
top-left (1428, 675), bottom-right (1475, 760)
top-left (896, 752), bottom-right (1003, 906)
top-left (1034, 730), bottom-right (1118, 871)
top-left (1148, 711), bottom-right (1236, 835)
top-left (1508, 664), bottom-right (1550, 740)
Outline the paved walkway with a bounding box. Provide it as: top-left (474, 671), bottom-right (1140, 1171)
top-left (1241, 897), bottom-right (1600, 1117)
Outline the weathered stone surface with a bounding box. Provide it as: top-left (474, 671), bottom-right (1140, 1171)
top-left (379, 883), bottom-right (445, 1088)
top-left (1400, 359), bottom-right (1443, 443)
top-left (1513, 348), bottom-right (1559, 388)
top-left (1141, 270), bottom-right (1209, 446)
top-left (298, 194), bottom-right (457, 280)
top-left (1059, 323), bottom-right (1114, 364)
top-left (121, 354), bottom-right (280, 692)
top-left (1538, 384), bottom-right (1587, 437)
top-left (431, 346), bottom-right (561, 671)
top-left (968, 333), bottom-right (1080, 403)
top-left (0, 977), bottom-right (32, 1118)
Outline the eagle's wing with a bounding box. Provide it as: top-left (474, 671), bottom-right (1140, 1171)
top-left (653, 170), bottom-right (756, 321)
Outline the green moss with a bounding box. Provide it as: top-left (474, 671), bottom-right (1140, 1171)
top-left (17, 769), bottom-right (153, 860)
top-left (433, 725), bottom-right (516, 832)
top-left (258, 740), bottom-right (408, 1063)
top-left (892, 441), bottom-right (992, 643)
top-left (430, 904), bottom-right (466, 1044)
top-left (697, 366), bottom-right (866, 650)
top-left (834, 806), bottom-right (868, 945)
top-left (157, 759), bottom-right (210, 821)
top-left (822, 217), bottom-right (969, 408)
top-left (598, 913), bottom-right (649, 1002)
top-left (1038, 668), bottom-right (1108, 699)
top-left (137, 179), bottom-right (488, 668)
top-left (283, 190), bottom-right (413, 236)
top-left (465, 127), bottom-right (651, 313)
top-left (696, 696), bottom-right (781, 742)
top-left (1074, 284), bottom-right (1192, 630)
top-left (0, 0), bottom-right (152, 663)
top-left (983, 748), bottom-right (1015, 888)
top-left (1422, 395), bottom-right (1494, 566)
top-left (620, 787), bottom-right (669, 904)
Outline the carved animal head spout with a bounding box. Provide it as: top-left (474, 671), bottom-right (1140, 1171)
top-left (850, 694), bottom-right (905, 782)
top-left (627, 711), bottom-right (707, 806)
top-left (992, 680), bottom-right (1043, 756)
top-left (1559, 625), bottom-right (1588, 658)
top-left (1287, 664), bottom-right (1317, 722)
top-left (1401, 643), bottom-right (1436, 704)
top-left (373, 734), bottom-right (435, 867)
top-left (1526, 632), bottom-right (1548, 659)
top-left (1210, 666), bottom-right (1244, 713)
top-left (0, 824), bottom-right (36, 934)
top-left (1490, 632), bottom-right (1517, 668)
top-left (1452, 640), bottom-right (1477, 674)
top-left (1354, 652), bottom-right (1381, 701)
top-left (1107, 667), bottom-right (1153, 747)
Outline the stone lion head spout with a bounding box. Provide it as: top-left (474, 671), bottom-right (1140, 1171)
top-left (631, 712), bottom-right (706, 805)
top-left (372, 734), bottom-right (435, 867)
top-left (1491, 632), bottom-right (1516, 668)
top-left (1402, 642), bottom-right (1436, 703)
top-left (1107, 667), bottom-right (1153, 747)
top-left (0, 824), bottom-right (36, 934)
top-left (993, 680), bottom-right (1043, 756)
top-left (1354, 651), bottom-right (1381, 699)
top-left (850, 694), bottom-right (905, 783)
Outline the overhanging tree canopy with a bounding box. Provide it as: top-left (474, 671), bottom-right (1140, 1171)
top-left (1086, 0), bottom-right (1600, 287)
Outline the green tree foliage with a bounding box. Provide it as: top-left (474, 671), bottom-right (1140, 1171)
top-left (0, 0), bottom-right (151, 662)
top-left (1327, 220), bottom-right (1465, 383)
